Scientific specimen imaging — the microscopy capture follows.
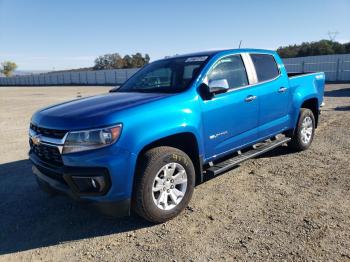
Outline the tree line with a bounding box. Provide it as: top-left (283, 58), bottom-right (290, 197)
top-left (93, 52), bottom-right (150, 70)
top-left (277, 40), bottom-right (350, 58)
top-left (0, 61), bottom-right (17, 77)
top-left (0, 53), bottom-right (150, 77)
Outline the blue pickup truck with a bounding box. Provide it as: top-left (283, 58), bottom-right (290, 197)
top-left (29, 49), bottom-right (325, 223)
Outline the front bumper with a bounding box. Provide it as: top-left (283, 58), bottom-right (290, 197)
top-left (29, 144), bottom-right (137, 217)
top-left (33, 165), bottom-right (130, 216)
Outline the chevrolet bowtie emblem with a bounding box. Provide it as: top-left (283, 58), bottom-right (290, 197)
top-left (31, 134), bottom-right (42, 145)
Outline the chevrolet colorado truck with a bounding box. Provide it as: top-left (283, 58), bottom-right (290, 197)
top-left (29, 49), bottom-right (325, 223)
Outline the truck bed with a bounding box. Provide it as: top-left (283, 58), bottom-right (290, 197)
top-left (288, 72), bottom-right (311, 78)
top-left (288, 72), bottom-right (325, 106)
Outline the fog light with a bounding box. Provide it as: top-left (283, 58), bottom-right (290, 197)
top-left (71, 176), bottom-right (106, 193)
top-left (91, 178), bottom-right (97, 188)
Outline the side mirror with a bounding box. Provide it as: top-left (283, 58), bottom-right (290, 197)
top-left (109, 85), bottom-right (120, 92)
top-left (208, 79), bottom-right (229, 94)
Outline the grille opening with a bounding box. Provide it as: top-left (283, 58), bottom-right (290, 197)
top-left (30, 139), bottom-right (63, 167)
top-left (30, 123), bottom-right (67, 139)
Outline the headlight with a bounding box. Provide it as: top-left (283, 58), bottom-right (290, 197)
top-left (62, 124), bottom-right (122, 154)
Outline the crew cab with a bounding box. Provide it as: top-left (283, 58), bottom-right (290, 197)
top-left (29, 49), bottom-right (325, 223)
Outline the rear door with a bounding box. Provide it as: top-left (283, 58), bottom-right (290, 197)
top-left (249, 53), bottom-right (290, 138)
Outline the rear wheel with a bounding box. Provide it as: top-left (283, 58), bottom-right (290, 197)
top-left (288, 108), bottom-right (315, 151)
top-left (133, 146), bottom-right (195, 223)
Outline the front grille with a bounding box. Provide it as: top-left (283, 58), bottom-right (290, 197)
top-left (30, 139), bottom-right (63, 167)
top-left (30, 123), bottom-right (67, 139)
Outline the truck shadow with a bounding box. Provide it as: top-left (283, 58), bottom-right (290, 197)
top-left (201, 145), bottom-right (292, 183)
top-left (0, 159), bottom-right (153, 255)
top-left (256, 145), bottom-right (292, 159)
top-left (324, 86), bottom-right (350, 97)
top-left (334, 105), bottom-right (350, 111)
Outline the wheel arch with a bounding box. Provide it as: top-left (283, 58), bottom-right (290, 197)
top-left (286, 96), bottom-right (319, 138)
top-left (301, 97), bottom-right (319, 128)
top-left (134, 132), bottom-right (203, 187)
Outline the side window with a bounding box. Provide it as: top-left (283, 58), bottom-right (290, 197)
top-left (250, 54), bottom-right (280, 82)
top-left (208, 55), bottom-right (248, 89)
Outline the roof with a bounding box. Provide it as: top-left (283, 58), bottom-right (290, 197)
top-left (163, 48), bottom-right (276, 60)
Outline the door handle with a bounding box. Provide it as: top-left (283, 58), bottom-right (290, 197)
top-left (278, 87), bottom-right (288, 93)
top-left (245, 95), bottom-right (257, 102)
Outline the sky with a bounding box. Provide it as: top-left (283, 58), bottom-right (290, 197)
top-left (0, 0), bottom-right (349, 71)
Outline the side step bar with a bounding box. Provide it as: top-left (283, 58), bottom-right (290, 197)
top-left (206, 136), bottom-right (291, 176)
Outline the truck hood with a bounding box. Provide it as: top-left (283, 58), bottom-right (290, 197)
top-left (31, 92), bottom-right (171, 130)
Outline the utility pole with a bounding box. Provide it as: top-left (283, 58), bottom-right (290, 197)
top-left (327, 31), bottom-right (339, 42)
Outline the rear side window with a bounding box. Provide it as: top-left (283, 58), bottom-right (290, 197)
top-left (208, 55), bottom-right (248, 89)
top-left (250, 54), bottom-right (280, 82)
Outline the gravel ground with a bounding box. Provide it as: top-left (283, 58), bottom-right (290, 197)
top-left (0, 84), bottom-right (349, 261)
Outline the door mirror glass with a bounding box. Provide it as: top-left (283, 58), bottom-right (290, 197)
top-left (208, 79), bottom-right (229, 94)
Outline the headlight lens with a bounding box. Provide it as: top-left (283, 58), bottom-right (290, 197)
top-left (62, 124), bottom-right (122, 154)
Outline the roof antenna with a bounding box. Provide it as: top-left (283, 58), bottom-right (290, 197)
top-left (238, 40), bottom-right (242, 48)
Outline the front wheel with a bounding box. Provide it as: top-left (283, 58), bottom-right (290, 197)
top-left (288, 108), bottom-right (315, 151)
top-left (133, 146), bottom-right (195, 223)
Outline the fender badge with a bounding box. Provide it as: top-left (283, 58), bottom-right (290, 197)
top-left (209, 131), bottom-right (229, 140)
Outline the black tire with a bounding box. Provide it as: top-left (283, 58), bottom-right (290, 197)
top-left (288, 108), bottom-right (315, 151)
top-left (132, 146), bottom-right (195, 223)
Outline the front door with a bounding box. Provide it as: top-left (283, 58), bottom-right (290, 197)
top-left (200, 54), bottom-right (259, 161)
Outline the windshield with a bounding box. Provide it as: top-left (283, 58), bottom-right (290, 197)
top-left (113, 56), bottom-right (209, 93)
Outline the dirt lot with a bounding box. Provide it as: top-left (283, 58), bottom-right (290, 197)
top-left (0, 84), bottom-right (349, 261)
